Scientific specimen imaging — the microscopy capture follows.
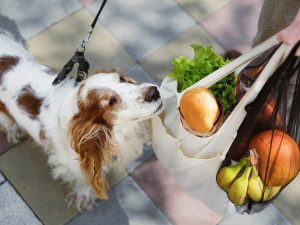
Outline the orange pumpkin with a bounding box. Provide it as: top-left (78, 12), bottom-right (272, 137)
top-left (249, 130), bottom-right (300, 186)
top-left (232, 98), bottom-right (282, 161)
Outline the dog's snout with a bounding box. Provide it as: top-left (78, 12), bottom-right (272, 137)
top-left (144, 86), bottom-right (160, 102)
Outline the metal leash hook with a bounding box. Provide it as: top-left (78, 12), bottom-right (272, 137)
top-left (52, 50), bottom-right (90, 85)
top-left (52, 0), bottom-right (108, 86)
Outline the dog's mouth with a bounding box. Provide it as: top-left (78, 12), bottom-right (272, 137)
top-left (131, 101), bottom-right (163, 121)
top-left (154, 101), bottom-right (163, 114)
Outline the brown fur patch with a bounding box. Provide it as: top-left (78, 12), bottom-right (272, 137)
top-left (93, 69), bottom-right (136, 84)
top-left (80, 88), bottom-right (121, 125)
top-left (93, 68), bottom-right (122, 75)
top-left (17, 85), bottom-right (44, 120)
top-left (69, 87), bottom-right (121, 199)
top-left (0, 56), bottom-right (19, 84)
top-left (0, 100), bottom-right (15, 122)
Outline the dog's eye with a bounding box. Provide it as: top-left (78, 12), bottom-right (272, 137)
top-left (108, 98), bottom-right (116, 106)
top-left (119, 76), bottom-right (126, 82)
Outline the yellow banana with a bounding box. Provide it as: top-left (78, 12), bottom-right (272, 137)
top-left (228, 163), bottom-right (252, 206)
top-left (264, 185), bottom-right (281, 201)
top-left (247, 166), bottom-right (281, 202)
top-left (247, 166), bottom-right (263, 202)
top-left (216, 157), bottom-right (248, 190)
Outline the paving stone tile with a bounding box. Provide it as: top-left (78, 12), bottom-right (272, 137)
top-left (79, 0), bottom-right (96, 7)
top-left (67, 176), bottom-right (172, 225)
top-left (106, 167), bottom-right (128, 188)
top-left (0, 172), bottom-right (5, 183)
top-left (0, 139), bottom-right (78, 225)
top-left (0, 181), bottom-right (42, 225)
top-left (125, 144), bottom-right (154, 174)
top-left (218, 204), bottom-right (291, 225)
top-left (174, 0), bottom-right (232, 22)
top-left (0, 14), bottom-right (24, 42)
top-left (0, 132), bottom-right (13, 155)
top-left (0, 0), bottom-right (82, 40)
top-left (200, 0), bottom-right (264, 53)
top-left (124, 64), bottom-right (156, 85)
top-left (26, 9), bottom-right (135, 75)
top-left (88, 0), bottom-right (195, 61)
top-left (140, 25), bottom-right (224, 83)
top-left (131, 156), bottom-right (223, 225)
top-left (273, 175), bottom-right (300, 225)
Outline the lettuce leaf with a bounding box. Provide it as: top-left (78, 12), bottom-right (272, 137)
top-left (168, 44), bottom-right (236, 112)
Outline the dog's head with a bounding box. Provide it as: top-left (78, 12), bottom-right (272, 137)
top-left (69, 71), bottom-right (163, 199)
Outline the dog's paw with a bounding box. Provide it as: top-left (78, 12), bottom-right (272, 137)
top-left (66, 189), bottom-right (97, 212)
top-left (7, 125), bottom-right (26, 144)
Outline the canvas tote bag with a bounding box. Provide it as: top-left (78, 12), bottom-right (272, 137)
top-left (150, 35), bottom-right (295, 216)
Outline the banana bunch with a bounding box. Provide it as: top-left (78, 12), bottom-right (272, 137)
top-left (247, 166), bottom-right (281, 202)
top-left (216, 157), bottom-right (281, 206)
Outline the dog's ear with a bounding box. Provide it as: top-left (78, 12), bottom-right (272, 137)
top-left (69, 114), bottom-right (115, 199)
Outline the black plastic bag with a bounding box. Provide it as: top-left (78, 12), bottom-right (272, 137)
top-left (216, 42), bottom-right (300, 214)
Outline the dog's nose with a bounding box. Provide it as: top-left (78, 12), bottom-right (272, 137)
top-left (144, 86), bottom-right (160, 102)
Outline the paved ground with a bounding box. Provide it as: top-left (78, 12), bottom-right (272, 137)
top-left (0, 0), bottom-right (299, 225)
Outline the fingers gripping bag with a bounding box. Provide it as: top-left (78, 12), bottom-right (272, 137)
top-left (150, 35), bottom-right (297, 216)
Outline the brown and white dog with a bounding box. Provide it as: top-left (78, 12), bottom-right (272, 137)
top-left (0, 32), bottom-right (163, 210)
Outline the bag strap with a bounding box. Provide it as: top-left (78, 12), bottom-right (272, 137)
top-left (177, 35), bottom-right (280, 106)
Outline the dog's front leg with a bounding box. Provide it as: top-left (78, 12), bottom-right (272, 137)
top-left (66, 178), bottom-right (97, 211)
top-left (0, 113), bottom-right (26, 144)
top-left (47, 150), bottom-right (97, 211)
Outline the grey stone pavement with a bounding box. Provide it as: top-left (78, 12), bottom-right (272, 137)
top-left (0, 0), bottom-right (299, 225)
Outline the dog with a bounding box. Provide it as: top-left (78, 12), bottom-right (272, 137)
top-left (0, 32), bottom-right (163, 210)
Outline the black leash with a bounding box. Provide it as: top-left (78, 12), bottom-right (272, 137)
top-left (52, 0), bottom-right (108, 86)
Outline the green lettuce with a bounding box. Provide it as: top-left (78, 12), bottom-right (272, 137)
top-left (168, 44), bottom-right (236, 112)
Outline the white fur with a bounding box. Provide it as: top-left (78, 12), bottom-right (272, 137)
top-left (0, 33), bottom-right (163, 210)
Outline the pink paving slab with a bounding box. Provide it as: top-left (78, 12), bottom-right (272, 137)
top-left (0, 132), bottom-right (13, 154)
top-left (131, 156), bottom-right (223, 225)
top-left (79, 0), bottom-right (96, 7)
top-left (200, 0), bottom-right (264, 54)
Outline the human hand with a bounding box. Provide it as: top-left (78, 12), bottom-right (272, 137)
top-left (277, 10), bottom-right (300, 56)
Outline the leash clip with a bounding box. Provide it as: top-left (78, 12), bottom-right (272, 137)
top-left (76, 27), bottom-right (93, 51)
top-left (52, 51), bottom-right (90, 86)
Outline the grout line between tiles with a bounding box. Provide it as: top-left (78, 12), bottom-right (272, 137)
top-left (128, 157), bottom-right (173, 222)
top-left (198, 0), bottom-right (233, 22)
top-left (2, 175), bottom-right (44, 224)
top-left (0, 179), bottom-right (6, 186)
top-left (25, 7), bottom-right (85, 42)
top-left (197, 22), bottom-right (227, 53)
top-left (128, 176), bottom-right (174, 225)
